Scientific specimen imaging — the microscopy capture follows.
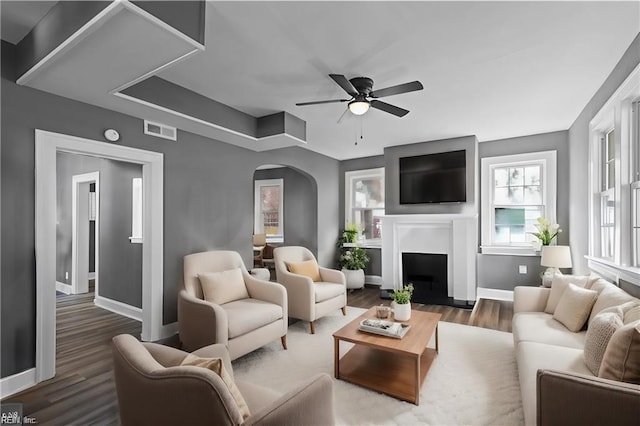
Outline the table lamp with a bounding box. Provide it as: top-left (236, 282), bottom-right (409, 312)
top-left (540, 245), bottom-right (572, 287)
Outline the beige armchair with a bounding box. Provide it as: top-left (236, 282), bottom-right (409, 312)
top-left (179, 250), bottom-right (287, 359)
top-left (112, 334), bottom-right (335, 426)
top-left (274, 246), bottom-right (346, 334)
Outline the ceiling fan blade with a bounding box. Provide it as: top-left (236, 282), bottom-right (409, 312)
top-left (370, 100), bottom-right (410, 117)
top-left (296, 99), bottom-right (350, 106)
top-left (329, 74), bottom-right (359, 97)
top-left (370, 81), bottom-right (423, 98)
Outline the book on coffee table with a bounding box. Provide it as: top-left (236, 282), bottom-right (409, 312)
top-left (358, 319), bottom-right (411, 339)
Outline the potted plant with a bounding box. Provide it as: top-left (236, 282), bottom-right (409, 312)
top-left (341, 222), bottom-right (362, 245)
top-left (529, 217), bottom-right (561, 251)
top-left (339, 247), bottom-right (369, 290)
top-left (390, 284), bottom-right (414, 321)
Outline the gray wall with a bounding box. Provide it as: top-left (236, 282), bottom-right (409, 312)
top-left (569, 33), bottom-right (640, 274)
top-left (384, 135), bottom-right (478, 215)
top-left (56, 153), bottom-right (143, 309)
top-left (253, 167), bottom-right (318, 253)
top-left (476, 131), bottom-right (570, 290)
top-left (1, 40), bottom-right (340, 378)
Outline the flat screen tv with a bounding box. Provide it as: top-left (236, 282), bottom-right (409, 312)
top-left (399, 150), bottom-right (466, 204)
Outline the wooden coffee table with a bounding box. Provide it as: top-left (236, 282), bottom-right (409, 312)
top-left (332, 306), bottom-right (441, 405)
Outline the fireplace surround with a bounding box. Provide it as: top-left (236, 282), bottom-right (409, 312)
top-left (381, 214), bottom-right (477, 305)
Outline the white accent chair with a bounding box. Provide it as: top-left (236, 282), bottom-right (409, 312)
top-left (179, 250), bottom-right (288, 359)
top-left (274, 246), bottom-right (346, 334)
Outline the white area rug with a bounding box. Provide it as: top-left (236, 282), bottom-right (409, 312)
top-left (232, 307), bottom-right (524, 426)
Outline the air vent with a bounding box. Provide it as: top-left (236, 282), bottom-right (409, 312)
top-left (144, 120), bottom-right (177, 141)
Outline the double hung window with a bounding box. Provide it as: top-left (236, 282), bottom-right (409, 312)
top-left (345, 168), bottom-right (385, 241)
top-left (254, 179), bottom-right (284, 243)
top-left (481, 151), bottom-right (556, 254)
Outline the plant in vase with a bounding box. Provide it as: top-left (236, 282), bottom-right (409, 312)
top-left (529, 217), bottom-right (561, 251)
top-left (339, 247), bottom-right (369, 290)
top-left (341, 222), bottom-right (362, 245)
top-left (390, 284), bottom-right (414, 321)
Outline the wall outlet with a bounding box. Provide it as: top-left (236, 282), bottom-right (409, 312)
top-left (518, 265), bottom-right (527, 274)
top-left (65, 271), bottom-right (69, 280)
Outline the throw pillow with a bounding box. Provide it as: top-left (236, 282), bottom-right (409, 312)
top-left (583, 311), bottom-right (624, 375)
top-left (544, 274), bottom-right (591, 314)
top-left (180, 354), bottom-right (250, 419)
top-left (625, 304), bottom-right (640, 324)
top-left (198, 268), bottom-right (249, 305)
top-left (553, 283), bottom-right (599, 332)
top-left (286, 259), bottom-right (321, 282)
top-left (599, 320), bottom-right (640, 384)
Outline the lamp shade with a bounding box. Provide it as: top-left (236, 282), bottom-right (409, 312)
top-left (540, 245), bottom-right (572, 268)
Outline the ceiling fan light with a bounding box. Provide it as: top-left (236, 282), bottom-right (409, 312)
top-left (348, 100), bottom-right (370, 115)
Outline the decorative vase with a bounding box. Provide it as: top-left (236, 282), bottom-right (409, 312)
top-left (342, 268), bottom-right (365, 289)
top-left (392, 301), bottom-right (411, 321)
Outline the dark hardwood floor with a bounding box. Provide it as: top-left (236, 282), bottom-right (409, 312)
top-left (2, 286), bottom-right (512, 424)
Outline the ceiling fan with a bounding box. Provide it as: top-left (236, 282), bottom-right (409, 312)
top-left (296, 74), bottom-right (423, 118)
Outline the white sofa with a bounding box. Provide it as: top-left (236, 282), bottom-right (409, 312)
top-left (513, 277), bottom-right (640, 426)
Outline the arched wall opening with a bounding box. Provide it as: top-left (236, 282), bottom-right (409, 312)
top-left (253, 164), bottom-right (319, 256)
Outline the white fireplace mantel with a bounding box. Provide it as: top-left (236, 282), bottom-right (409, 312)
top-left (381, 214), bottom-right (478, 302)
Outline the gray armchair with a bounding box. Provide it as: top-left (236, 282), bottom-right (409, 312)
top-left (274, 246), bottom-right (346, 334)
top-left (112, 334), bottom-right (335, 426)
top-left (179, 250), bottom-right (287, 359)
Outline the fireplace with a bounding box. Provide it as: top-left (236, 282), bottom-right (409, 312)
top-left (381, 214), bottom-right (477, 305)
top-left (402, 253), bottom-right (449, 305)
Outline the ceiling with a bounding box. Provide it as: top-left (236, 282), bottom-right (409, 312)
top-left (0, 1), bottom-right (56, 44)
top-left (2, 1), bottom-right (639, 160)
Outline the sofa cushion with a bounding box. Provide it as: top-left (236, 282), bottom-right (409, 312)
top-left (544, 274), bottom-right (591, 314)
top-left (589, 284), bottom-right (639, 324)
top-left (512, 312), bottom-right (586, 349)
top-left (222, 299), bottom-right (283, 339)
top-left (553, 283), bottom-right (598, 332)
top-left (625, 304), bottom-right (640, 323)
top-left (314, 282), bottom-right (345, 303)
top-left (181, 354), bottom-right (250, 419)
top-left (584, 310), bottom-right (624, 375)
top-left (286, 259), bottom-right (321, 282)
top-left (199, 268), bottom-right (249, 305)
top-left (516, 341), bottom-right (592, 426)
top-left (599, 321), bottom-right (640, 384)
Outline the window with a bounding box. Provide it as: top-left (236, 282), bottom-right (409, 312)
top-left (129, 177), bottom-right (143, 243)
top-left (588, 64), bottom-right (640, 283)
top-left (345, 168), bottom-right (385, 241)
top-left (481, 151), bottom-right (557, 255)
top-left (254, 179), bottom-right (284, 243)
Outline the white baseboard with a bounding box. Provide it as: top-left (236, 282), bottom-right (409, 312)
top-left (94, 295), bottom-right (142, 322)
top-left (365, 275), bottom-right (383, 286)
top-left (476, 287), bottom-right (514, 302)
top-left (0, 368), bottom-right (36, 399)
top-left (88, 272), bottom-right (96, 280)
top-left (159, 322), bottom-right (178, 340)
top-left (55, 281), bottom-right (72, 294)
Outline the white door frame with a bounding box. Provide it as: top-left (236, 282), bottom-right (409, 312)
top-left (71, 172), bottom-right (100, 295)
top-left (35, 130), bottom-right (164, 383)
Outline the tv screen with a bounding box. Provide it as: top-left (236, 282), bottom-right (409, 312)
top-left (399, 150), bottom-right (466, 204)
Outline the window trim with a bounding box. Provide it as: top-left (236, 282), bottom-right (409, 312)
top-left (480, 151), bottom-right (557, 256)
top-left (254, 178), bottom-right (284, 243)
top-left (588, 62), bottom-right (640, 284)
top-left (345, 167), bottom-right (385, 244)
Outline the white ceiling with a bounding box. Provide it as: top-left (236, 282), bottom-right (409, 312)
top-left (2, 1), bottom-right (639, 160)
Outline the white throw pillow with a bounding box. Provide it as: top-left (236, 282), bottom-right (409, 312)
top-left (198, 268), bottom-right (249, 305)
top-left (583, 310), bottom-right (624, 375)
top-left (588, 285), bottom-right (639, 325)
top-left (544, 274), bottom-right (591, 314)
top-left (553, 283), bottom-right (598, 332)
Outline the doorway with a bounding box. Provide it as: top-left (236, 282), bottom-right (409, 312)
top-left (35, 130), bottom-right (165, 384)
top-left (72, 172), bottom-right (99, 296)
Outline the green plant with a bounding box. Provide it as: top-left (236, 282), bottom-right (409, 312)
top-left (342, 222), bottom-right (363, 244)
top-left (339, 247), bottom-right (369, 270)
top-left (529, 217), bottom-right (561, 246)
top-left (390, 284), bottom-right (414, 305)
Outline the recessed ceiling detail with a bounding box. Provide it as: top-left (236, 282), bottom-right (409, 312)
top-left (13, 0), bottom-right (307, 152)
